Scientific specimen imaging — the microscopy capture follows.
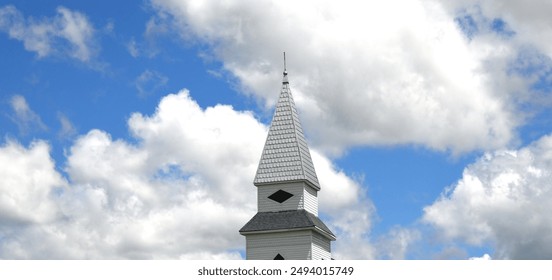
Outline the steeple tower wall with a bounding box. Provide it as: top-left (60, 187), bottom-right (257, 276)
top-left (246, 230), bottom-right (313, 260)
top-left (257, 182), bottom-right (318, 215)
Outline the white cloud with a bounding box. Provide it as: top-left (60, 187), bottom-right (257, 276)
top-left (375, 227), bottom-right (421, 260)
top-left (469, 253), bottom-right (492, 260)
top-left (311, 150), bottom-right (376, 259)
top-left (423, 134), bottom-right (552, 259)
top-left (8, 95), bottom-right (47, 135)
top-left (442, 1), bottom-right (552, 57)
top-left (135, 70), bottom-right (168, 97)
top-left (440, 1), bottom-right (552, 109)
top-left (57, 112), bottom-right (77, 139)
top-left (0, 141), bottom-right (65, 225)
top-left (148, 0), bottom-right (522, 154)
top-left (0, 89), bottom-right (373, 259)
top-left (0, 5), bottom-right (97, 62)
top-left (127, 38), bottom-right (140, 57)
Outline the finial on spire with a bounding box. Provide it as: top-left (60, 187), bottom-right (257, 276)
top-left (283, 52), bottom-right (287, 75)
top-left (282, 52), bottom-right (289, 84)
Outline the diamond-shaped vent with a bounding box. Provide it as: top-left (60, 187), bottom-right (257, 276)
top-left (274, 253), bottom-right (285, 260)
top-left (268, 190), bottom-right (294, 203)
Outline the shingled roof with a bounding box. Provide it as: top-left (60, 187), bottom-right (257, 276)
top-left (253, 71), bottom-right (320, 190)
top-left (239, 210), bottom-right (336, 240)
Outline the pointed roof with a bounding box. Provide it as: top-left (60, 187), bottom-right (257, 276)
top-left (253, 69), bottom-right (320, 190)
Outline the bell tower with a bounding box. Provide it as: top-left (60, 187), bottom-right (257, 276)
top-left (240, 54), bottom-right (336, 260)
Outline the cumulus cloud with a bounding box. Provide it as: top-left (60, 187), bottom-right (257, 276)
top-left (147, 0), bottom-right (524, 154)
top-left (423, 134), bottom-right (552, 259)
top-left (0, 5), bottom-right (97, 62)
top-left (8, 95), bottom-right (47, 135)
top-left (330, 202), bottom-right (375, 260)
top-left (375, 227), bottom-right (421, 259)
top-left (441, 1), bottom-right (552, 109)
top-left (0, 141), bottom-right (65, 226)
top-left (311, 151), bottom-right (375, 259)
top-left (443, 0), bottom-right (552, 56)
top-left (0, 89), bottom-right (373, 259)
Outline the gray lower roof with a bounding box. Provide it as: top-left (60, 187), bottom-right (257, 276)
top-left (239, 210), bottom-right (335, 239)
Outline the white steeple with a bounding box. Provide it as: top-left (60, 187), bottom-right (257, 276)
top-left (240, 53), bottom-right (335, 260)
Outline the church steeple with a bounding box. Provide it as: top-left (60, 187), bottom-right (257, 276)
top-left (240, 54), bottom-right (335, 260)
top-left (253, 53), bottom-right (320, 190)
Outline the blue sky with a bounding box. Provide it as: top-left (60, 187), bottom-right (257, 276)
top-left (1, 0), bottom-right (552, 259)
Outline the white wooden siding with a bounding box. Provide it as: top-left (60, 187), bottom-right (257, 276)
top-left (303, 186), bottom-right (318, 215)
top-left (246, 230), bottom-right (312, 260)
top-left (245, 230), bottom-right (332, 260)
top-left (257, 182), bottom-right (318, 213)
top-left (311, 231), bottom-right (332, 260)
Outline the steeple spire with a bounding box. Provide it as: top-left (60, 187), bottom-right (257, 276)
top-left (253, 54), bottom-right (320, 190)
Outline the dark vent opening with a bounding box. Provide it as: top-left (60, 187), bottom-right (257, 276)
top-left (274, 253), bottom-right (285, 260)
top-left (268, 190), bottom-right (294, 203)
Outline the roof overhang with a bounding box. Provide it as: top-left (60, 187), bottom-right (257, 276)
top-left (240, 226), bottom-right (336, 241)
top-left (254, 179), bottom-right (321, 191)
